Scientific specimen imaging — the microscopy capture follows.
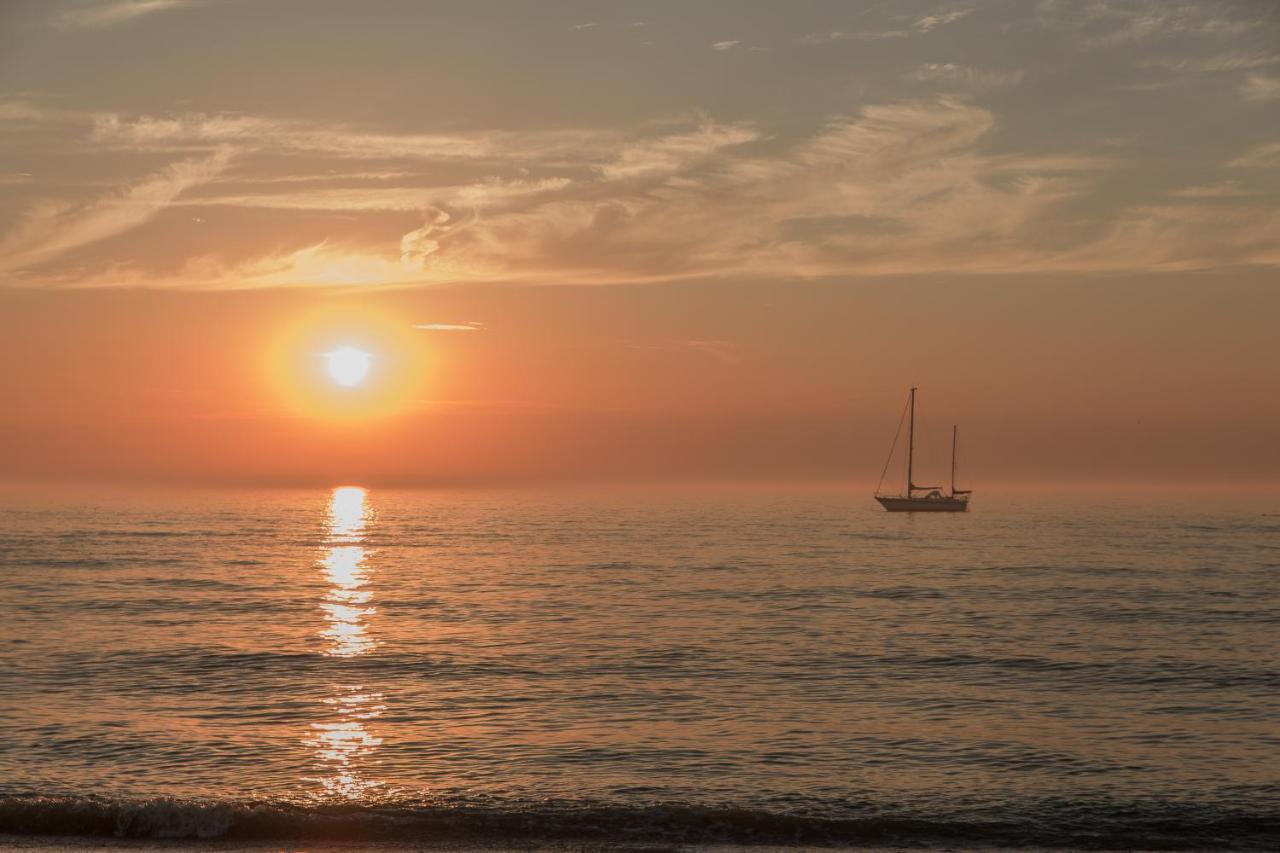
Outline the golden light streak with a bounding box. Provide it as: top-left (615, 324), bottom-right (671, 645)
top-left (306, 486), bottom-right (385, 799)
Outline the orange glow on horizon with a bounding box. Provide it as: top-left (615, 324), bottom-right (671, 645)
top-left (2, 279), bottom-right (1279, 487)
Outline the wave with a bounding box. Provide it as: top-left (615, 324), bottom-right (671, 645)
top-left (1, 795), bottom-right (1277, 849)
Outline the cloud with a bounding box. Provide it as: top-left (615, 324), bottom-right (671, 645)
top-left (4, 85), bottom-right (1276, 289)
top-left (600, 121), bottom-right (758, 180)
top-left (182, 242), bottom-right (419, 289)
top-left (711, 40), bottom-right (740, 51)
top-left (1046, 1), bottom-right (1267, 50)
top-left (1050, 202), bottom-right (1280, 272)
top-left (569, 22), bottom-right (597, 31)
top-left (88, 111), bottom-right (625, 165)
top-left (377, 99), bottom-right (1128, 283)
top-left (185, 177), bottom-right (573, 213)
top-left (1229, 143), bottom-right (1280, 169)
top-left (1240, 74), bottom-right (1280, 102)
top-left (1142, 52), bottom-right (1280, 74)
top-left (680, 339), bottom-right (740, 365)
top-left (1168, 182), bottom-right (1255, 199)
top-left (0, 98), bottom-right (92, 131)
top-left (800, 7), bottom-right (972, 43)
top-left (413, 322), bottom-right (486, 332)
top-left (798, 30), bottom-right (906, 44)
top-left (55, 0), bottom-right (198, 29)
top-left (914, 9), bottom-right (972, 32)
top-left (908, 63), bottom-right (1025, 91)
top-left (400, 208), bottom-right (477, 273)
top-left (0, 148), bottom-right (231, 273)
top-left (431, 95), bottom-right (1269, 279)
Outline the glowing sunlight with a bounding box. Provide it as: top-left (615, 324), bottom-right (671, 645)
top-left (324, 346), bottom-right (373, 388)
top-left (264, 306), bottom-right (427, 422)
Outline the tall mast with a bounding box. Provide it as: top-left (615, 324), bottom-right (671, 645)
top-left (950, 425), bottom-right (957, 495)
top-left (907, 386), bottom-right (916, 494)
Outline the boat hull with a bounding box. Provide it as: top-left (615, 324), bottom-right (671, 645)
top-left (876, 495), bottom-right (969, 512)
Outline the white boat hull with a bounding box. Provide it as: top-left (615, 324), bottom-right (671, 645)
top-left (876, 495), bottom-right (969, 513)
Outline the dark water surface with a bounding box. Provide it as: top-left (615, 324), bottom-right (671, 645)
top-left (1, 486), bottom-right (1277, 848)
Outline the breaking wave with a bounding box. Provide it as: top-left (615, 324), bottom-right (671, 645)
top-left (2, 795), bottom-right (1277, 849)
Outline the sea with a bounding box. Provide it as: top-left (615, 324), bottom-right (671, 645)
top-left (0, 485), bottom-right (1277, 851)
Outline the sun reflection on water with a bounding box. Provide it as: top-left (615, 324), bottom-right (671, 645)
top-left (328, 485), bottom-right (369, 541)
top-left (304, 685), bottom-right (386, 799)
top-left (320, 545), bottom-right (374, 657)
top-left (307, 486), bottom-right (385, 799)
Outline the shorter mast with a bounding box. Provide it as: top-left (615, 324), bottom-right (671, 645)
top-left (950, 425), bottom-right (957, 496)
top-left (950, 424), bottom-right (972, 496)
top-left (906, 387), bottom-right (916, 495)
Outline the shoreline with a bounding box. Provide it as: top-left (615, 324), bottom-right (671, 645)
top-left (0, 838), bottom-right (1147, 853)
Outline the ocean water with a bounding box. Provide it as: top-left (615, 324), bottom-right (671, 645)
top-left (0, 485), bottom-right (1277, 849)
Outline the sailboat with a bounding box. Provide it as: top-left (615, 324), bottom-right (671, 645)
top-left (874, 387), bottom-right (972, 512)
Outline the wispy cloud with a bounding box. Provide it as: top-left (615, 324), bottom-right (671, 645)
top-left (55, 0), bottom-right (199, 29)
top-left (1043, 0), bottom-right (1267, 50)
top-left (1141, 52), bottom-right (1280, 74)
top-left (4, 57), bottom-right (1278, 291)
top-left (413, 322), bottom-right (486, 332)
top-left (184, 177), bottom-right (573, 213)
top-left (1050, 202), bottom-right (1280, 272)
top-left (181, 241), bottom-right (418, 289)
top-left (1240, 74), bottom-right (1280, 102)
top-left (1230, 142), bottom-right (1280, 169)
top-left (914, 9), bottom-right (972, 32)
top-left (371, 99), bottom-right (1125, 282)
top-left (1168, 182), bottom-right (1255, 199)
top-left (798, 31), bottom-right (894, 44)
top-left (400, 208), bottom-right (477, 273)
top-left (600, 122), bottom-right (758, 180)
top-left (710, 40), bottom-right (741, 51)
top-left (680, 339), bottom-right (740, 365)
top-left (0, 98), bottom-right (91, 128)
top-left (800, 7), bottom-right (972, 43)
top-left (0, 148), bottom-right (231, 273)
top-left (89, 111), bottom-right (608, 162)
top-left (908, 63), bottom-right (1024, 91)
top-left (16, 88), bottom-right (1277, 288)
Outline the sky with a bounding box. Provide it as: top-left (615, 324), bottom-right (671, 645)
top-left (1, 0), bottom-right (1277, 487)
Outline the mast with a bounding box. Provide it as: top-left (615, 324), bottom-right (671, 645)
top-left (907, 386), bottom-right (916, 494)
top-left (950, 425), bottom-right (957, 496)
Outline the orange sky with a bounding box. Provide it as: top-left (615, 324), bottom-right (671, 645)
top-left (1, 1), bottom-right (1278, 486)
top-left (2, 273), bottom-right (1277, 486)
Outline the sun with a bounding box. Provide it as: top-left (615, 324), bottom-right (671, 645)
top-left (324, 346), bottom-right (373, 387)
top-left (264, 305), bottom-right (426, 420)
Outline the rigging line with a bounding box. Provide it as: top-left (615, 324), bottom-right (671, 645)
top-left (875, 392), bottom-right (911, 496)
